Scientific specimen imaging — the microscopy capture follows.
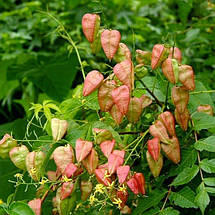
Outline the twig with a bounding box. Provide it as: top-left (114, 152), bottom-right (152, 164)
top-left (161, 186), bottom-right (172, 211)
top-left (119, 131), bottom-right (142, 135)
top-left (190, 90), bottom-right (215, 95)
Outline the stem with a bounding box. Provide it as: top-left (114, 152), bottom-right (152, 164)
top-left (164, 82), bottom-right (170, 110)
top-left (119, 131), bottom-right (142, 135)
top-left (161, 186), bottom-right (172, 211)
top-left (190, 90), bottom-right (215, 95)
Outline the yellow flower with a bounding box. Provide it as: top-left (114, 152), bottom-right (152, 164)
top-left (112, 198), bottom-right (122, 209)
top-left (0, 199), bottom-right (3, 204)
top-left (107, 181), bottom-right (115, 189)
top-left (30, 168), bottom-right (36, 175)
top-left (119, 184), bottom-right (127, 194)
top-left (95, 184), bottom-right (105, 194)
top-left (81, 99), bottom-right (86, 104)
top-left (89, 194), bottom-right (98, 205)
top-left (62, 175), bottom-right (72, 183)
top-left (39, 177), bottom-right (49, 185)
top-left (104, 170), bottom-right (111, 179)
top-left (14, 173), bottom-right (23, 179)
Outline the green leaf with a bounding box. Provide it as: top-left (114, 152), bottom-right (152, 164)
top-left (169, 186), bottom-right (197, 208)
top-left (200, 159), bottom-right (215, 173)
top-left (9, 202), bottom-right (35, 215)
top-left (171, 165), bottom-right (199, 186)
top-left (143, 208), bottom-right (160, 215)
top-left (205, 187), bottom-right (215, 194)
top-left (204, 178), bottom-right (215, 187)
top-left (0, 207), bottom-right (6, 215)
top-left (84, 90), bottom-right (100, 111)
top-left (195, 136), bottom-right (215, 152)
top-left (132, 189), bottom-right (167, 214)
top-left (159, 207), bottom-right (180, 215)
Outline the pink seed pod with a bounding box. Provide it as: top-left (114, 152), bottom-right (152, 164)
top-left (117, 165), bottom-right (130, 184)
top-left (112, 150), bottom-right (125, 159)
top-left (146, 151), bottom-right (163, 178)
top-left (95, 168), bottom-right (111, 186)
top-left (82, 148), bottom-right (98, 175)
top-left (63, 163), bottom-right (78, 178)
top-left (149, 120), bottom-right (171, 144)
top-left (101, 29), bottom-right (121, 60)
top-left (113, 59), bottom-right (133, 89)
top-left (134, 173), bottom-right (145, 195)
top-left (83, 70), bottom-right (104, 97)
top-left (175, 108), bottom-right (190, 131)
top-left (53, 145), bottom-right (75, 174)
top-left (81, 180), bottom-right (93, 201)
top-left (0, 134), bottom-right (17, 159)
top-left (90, 30), bottom-right (102, 54)
top-left (9, 145), bottom-right (29, 170)
top-left (51, 118), bottom-right (68, 141)
top-left (136, 49), bottom-right (152, 65)
top-left (162, 58), bottom-right (179, 84)
top-left (75, 138), bottom-right (93, 163)
top-left (28, 199), bottom-right (42, 215)
top-left (178, 65), bottom-right (195, 91)
top-left (26, 151), bottom-right (45, 181)
top-left (126, 97), bottom-right (142, 123)
top-left (98, 80), bottom-right (116, 112)
top-left (100, 139), bottom-right (115, 158)
top-left (172, 86), bottom-right (189, 114)
top-left (158, 111), bottom-right (176, 137)
top-left (117, 190), bottom-right (128, 209)
top-left (114, 43), bottom-right (131, 63)
top-left (151, 44), bottom-right (170, 70)
top-left (161, 136), bottom-right (181, 164)
top-left (147, 137), bottom-right (161, 162)
top-left (82, 13), bottom-right (100, 43)
top-left (108, 153), bottom-right (124, 175)
top-left (126, 177), bottom-right (139, 195)
top-left (168, 47), bottom-right (182, 64)
top-left (98, 163), bottom-right (108, 170)
top-left (61, 182), bottom-right (74, 200)
top-left (139, 94), bottom-right (152, 109)
top-left (47, 171), bottom-right (57, 181)
top-left (197, 105), bottom-right (213, 116)
top-left (111, 85), bottom-right (130, 115)
top-left (109, 104), bottom-right (124, 125)
top-left (93, 128), bottom-right (113, 144)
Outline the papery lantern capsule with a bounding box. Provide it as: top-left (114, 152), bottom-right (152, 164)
top-left (149, 120), bottom-right (171, 144)
top-left (117, 190), bottom-right (128, 208)
top-left (126, 97), bottom-right (142, 123)
top-left (172, 86), bottom-right (189, 113)
top-left (100, 139), bottom-right (115, 158)
top-left (90, 30), bottom-right (102, 54)
top-left (111, 85), bottom-right (130, 115)
top-left (112, 150), bottom-right (125, 159)
top-left (147, 137), bottom-right (161, 162)
top-left (178, 65), bottom-right (195, 91)
top-left (168, 47), bottom-right (182, 64)
top-left (136, 50), bottom-right (152, 65)
top-left (134, 64), bottom-right (148, 79)
top-left (81, 180), bottom-right (93, 201)
top-left (63, 163), bottom-right (78, 178)
top-left (98, 163), bottom-right (108, 170)
top-left (108, 153), bottom-right (124, 175)
top-left (53, 145), bottom-right (75, 174)
top-left (146, 151), bottom-right (163, 178)
top-left (113, 59), bottom-right (133, 89)
top-left (175, 108), bottom-right (190, 131)
top-left (0, 134), bottom-right (17, 159)
top-left (162, 58), bottom-right (179, 84)
top-left (114, 43), bottom-right (131, 63)
top-left (161, 136), bottom-right (180, 164)
top-left (95, 168), bottom-right (111, 186)
top-left (110, 104), bottom-right (124, 125)
top-left (158, 111), bottom-right (176, 137)
top-left (98, 80), bottom-right (116, 112)
top-left (126, 177), bottom-right (139, 195)
top-left (26, 151), bottom-right (45, 181)
top-left (134, 173), bottom-right (145, 195)
top-left (151, 44), bottom-right (170, 70)
top-left (61, 182), bottom-right (74, 200)
top-left (51, 118), bottom-right (68, 142)
top-left (197, 105), bottom-right (213, 116)
top-left (117, 165), bottom-right (130, 184)
top-left (121, 205), bottom-right (132, 214)
top-left (75, 138), bottom-right (93, 162)
top-left (82, 13), bottom-right (100, 43)
top-left (83, 70), bottom-right (104, 97)
top-left (101, 29), bottom-right (121, 60)
top-left (9, 145), bottom-right (29, 170)
top-left (93, 128), bottom-right (113, 144)
top-left (139, 95), bottom-right (152, 109)
top-left (82, 148), bottom-right (98, 174)
top-left (28, 199), bottom-right (42, 215)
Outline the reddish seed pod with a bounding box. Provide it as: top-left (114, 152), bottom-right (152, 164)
top-left (151, 44), bottom-right (170, 70)
top-left (100, 139), bottom-right (115, 158)
top-left (95, 168), bottom-right (111, 186)
top-left (112, 150), bottom-right (125, 159)
top-left (114, 43), bottom-right (131, 63)
top-left (136, 49), bottom-right (152, 65)
top-left (117, 165), bottom-right (130, 184)
top-left (175, 108), bottom-right (190, 131)
top-left (0, 134), bottom-right (17, 159)
top-left (83, 70), bottom-right (104, 97)
top-left (101, 29), bottom-right (121, 60)
top-left (82, 13), bottom-right (100, 43)
top-left (81, 180), bottom-right (93, 201)
top-left (134, 173), bottom-right (145, 195)
top-left (197, 105), bottom-right (213, 116)
top-left (139, 94), bottom-right (152, 109)
top-left (109, 104), bottom-right (124, 125)
top-left (61, 182), bottom-right (74, 200)
top-left (93, 128), bottom-right (113, 144)
top-left (63, 163), bottom-right (78, 178)
top-left (178, 65), bottom-right (195, 91)
top-left (108, 153), bottom-right (124, 175)
top-left (147, 137), bottom-right (161, 162)
top-left (98, 163), bottom-right (108, 170)
top-left (126, 177), bottom-right (139, 195)
top-left (117, 190), bottom-right (128, 208)
top-left (51, 118), bottom-right (68, 141)
top-left (28, 199), bottom-right (42, 215)
top-left (111, 85), bottom-right (130, 115)
top-left (172, 86), bottom-right (189, 114)
top-left (168, 47), bottom-right (182, 64)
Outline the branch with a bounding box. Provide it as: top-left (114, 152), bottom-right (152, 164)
top-left (119, 131), bottom-right (142, 135)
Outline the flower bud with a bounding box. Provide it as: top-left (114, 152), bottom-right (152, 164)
top-left (175, 108), bottom-right (190, 131)
top-left (81, 180), bottom-right (93, 201)
top-left (9, 145), bottom-right (29, 170)
top-left (146, 151), bottom-right (163, 178)
top-left (147, 137), bottom-right (161, 162)
top-left (93, 128), bottom-right (113, 144)
top-left (51, 118), bottom-right (68, 141)
top-left (126, 97), bottom-right (142, 123)
top-left (101, 29), bottom-right (121, 60)
top-left (28, 199), bottom-right (42, 215)
top-left (197, 105), bottom-right (213, 116)
top-left (151, 44), bottom-right (170, 70)
top-left (61, 182), bottom-right (74, 200)
top-left (100, 139), bottom-right (115, 158)
top-left (0, 134), bottom-right (17, 159)
top-left (95, 168), bottom-right (111, 186)
top-left (134, 173), bottom-right (145, 195)
top-left (114, 43), bottom-right (131, 63)
top-left (109, 104), bottom-right (124, 125)
top-left (168, 47), bottom-right (182, 63)
top-left (134, 64), bottom-right (148, 79)
top-left (117, 165), bottom-right (130, 184)
top-left (26, 151), bottom-right (45, 181)
top-left (83, 70), bottom-right (104, 97)
top-left (108, 154), bottom-right (124, 175)
top-left (82, 14), bottom-right (100, 43)
top-left (178, 65), bottom-right (195, 91)
top-left (136, 50), bottom-right (151, 65)
top-left (126, 177), bottom-right (139, 195)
